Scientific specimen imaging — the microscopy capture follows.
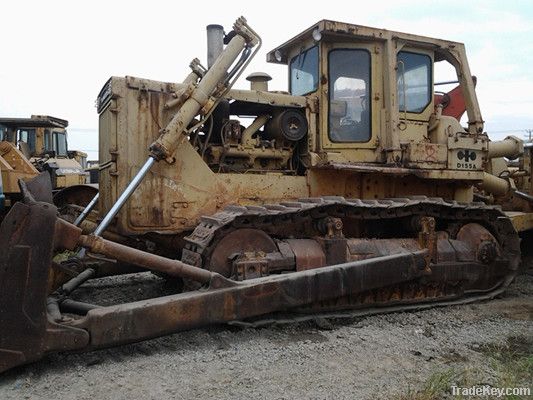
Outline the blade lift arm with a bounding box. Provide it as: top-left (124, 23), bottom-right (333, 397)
top-left (78, 17), bottom-right (261, 236)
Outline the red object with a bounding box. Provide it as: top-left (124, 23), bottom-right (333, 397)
top-left (434, 85), bottom-right (467, 120)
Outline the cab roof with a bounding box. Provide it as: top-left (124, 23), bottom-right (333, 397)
top-left (266, 19), bottom-right (463, 64)
top-left (0, 115), bottom-right (68, 129)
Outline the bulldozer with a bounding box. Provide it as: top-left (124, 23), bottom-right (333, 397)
top-left (0, 128), bottom-right (39, 216)
top-left (1, 17), bottom-right (532, 373)
top-left (0, 115), bottom-right (94, 216)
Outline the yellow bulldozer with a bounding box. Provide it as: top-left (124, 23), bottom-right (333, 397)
top-left (0, 115), bottom-right (91, 215)
top-left (1, 17), bottom-right (532, 373)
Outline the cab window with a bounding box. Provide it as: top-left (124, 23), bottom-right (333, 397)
top-left (328, 49), bottom-right (371, 143)
top-left (290, 46), bottom-right (319, 96)
top-left (17, 129), bottom-right (36, 154)
top-left (79, 155), bottom-right (87, 169)
top-left (44, 129), bottom-right (52, 152)
top-left (54, 131), bottom-right (67, 156)
top-left (397, 51), bottom-right (432, 113)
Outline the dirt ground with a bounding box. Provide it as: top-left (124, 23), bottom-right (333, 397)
top-left (0, 263), bottom-right (531, 400)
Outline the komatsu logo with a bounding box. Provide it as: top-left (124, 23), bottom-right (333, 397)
top-left (455, 149), bottom-right (479, 170)
top-left (457, 149), bottom-right (476, 162)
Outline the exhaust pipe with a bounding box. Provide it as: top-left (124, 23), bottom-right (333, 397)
top-left (207, 24), bottom-right (224, 69)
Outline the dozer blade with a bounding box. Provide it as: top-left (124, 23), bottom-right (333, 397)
top-left (23, 171), bottom-right (54, 204)
top-left (0, 197), bottom-right (429, 373)
top-left (0, 200), bottom-right (89, 373)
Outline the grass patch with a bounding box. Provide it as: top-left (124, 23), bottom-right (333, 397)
top-left (478, 336), bottom-right (533, 397)
top-left (395, 336), bottom-right (532, 400)
top-left (397, 369), bottom-right (457, 400)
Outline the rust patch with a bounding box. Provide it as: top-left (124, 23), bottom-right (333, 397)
top-left (209, 229), bottom-right (277, 277)
top-left (285, 239), bottom-right (326, 271)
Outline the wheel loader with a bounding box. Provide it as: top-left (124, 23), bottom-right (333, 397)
top-left (1, 17), bottom-right (532, 373)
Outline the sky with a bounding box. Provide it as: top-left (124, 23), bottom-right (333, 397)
top-left (1, 0), bottom-right (532, 160)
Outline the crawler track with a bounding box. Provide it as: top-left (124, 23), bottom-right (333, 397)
top-left (183, 196), bottom-right (521, 321)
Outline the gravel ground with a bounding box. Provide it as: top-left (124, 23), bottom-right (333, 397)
top-left (0, 264), bottom-right (531, 400)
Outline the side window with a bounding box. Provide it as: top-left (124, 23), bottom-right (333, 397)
top-left (397, 51), bottom-right (432, 113)
top-left (80, 155), bottom-right (87, 169)
top-left (290, 46), bottom-right (319, 96)
top-left (18, 129), bottom-right (28, 143)
top-left (328, 49), bottom-right (371, 143)
top-left (17, 129), bottom-right (36, 154)
top-left (0, 125), bottom-right (5, 141)
top-left (434, 58), bottom-right (470, 123)
top-left (54, 131), bottom-right (68, 156)
top-left (44, 129), bottom-right (52, 152)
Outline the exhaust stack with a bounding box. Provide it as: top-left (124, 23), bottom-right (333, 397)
top-left (207, 24), bottom-right (224, 69)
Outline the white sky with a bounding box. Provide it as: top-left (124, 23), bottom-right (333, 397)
top-left (2, 0), bottom-right (532, 160)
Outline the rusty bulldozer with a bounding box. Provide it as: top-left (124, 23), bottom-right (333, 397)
top-left (1, 17), bottom-right (531, 373)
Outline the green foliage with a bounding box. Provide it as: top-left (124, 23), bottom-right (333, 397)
top-left (395, 336), bottom-right (532, 400)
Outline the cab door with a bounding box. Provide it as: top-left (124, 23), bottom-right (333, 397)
top-left (320, 42), bottom-right (383, 163)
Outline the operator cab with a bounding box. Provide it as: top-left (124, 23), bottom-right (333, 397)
top-left (0, 115), bottom-right (69, 158)
top-left (267, 20), bottom-right (482, 168)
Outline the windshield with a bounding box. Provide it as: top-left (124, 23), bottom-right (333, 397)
top-left (290, 46), bottom-right (319, 96)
